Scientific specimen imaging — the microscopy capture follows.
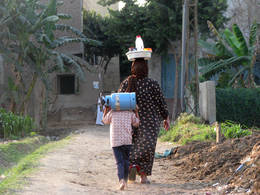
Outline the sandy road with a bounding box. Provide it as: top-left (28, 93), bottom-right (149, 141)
top-left (18, 125), bottom-right (218, 195)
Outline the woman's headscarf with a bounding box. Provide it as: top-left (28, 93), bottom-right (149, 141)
top-left (125, 58), bottom-right (148, 93)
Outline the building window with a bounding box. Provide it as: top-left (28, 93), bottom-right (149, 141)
top-left (57, 74), bottom-right (79, 95)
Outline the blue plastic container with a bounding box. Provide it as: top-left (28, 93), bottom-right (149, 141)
top-left (104, 92), bottom-right (136, 110)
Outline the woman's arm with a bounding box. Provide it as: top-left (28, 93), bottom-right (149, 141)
top-left (152, 80), bottom-right (170, 130)
top-left (132, 107), bottom-right (140, 127)
top-left (163, 116), bottom-right (170, 131)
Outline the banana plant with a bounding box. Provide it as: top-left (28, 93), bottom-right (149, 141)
top-left (0, 0), bottom-right (101, 116)
top-left (198, 21), bottom-right (259, 88)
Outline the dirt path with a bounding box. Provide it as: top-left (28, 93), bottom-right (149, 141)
top-left (19, 125), bottom-right (219, 195)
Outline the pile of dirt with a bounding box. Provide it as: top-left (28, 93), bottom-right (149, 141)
top-left (168, 132), bottom-right (260, 194)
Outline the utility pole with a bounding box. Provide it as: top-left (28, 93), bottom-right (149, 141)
top-left (194, 0), bottom-right (199, 115)
top-left (180, 0), bottom-right (189, 112)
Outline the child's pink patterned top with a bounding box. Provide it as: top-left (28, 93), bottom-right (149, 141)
top-left (103, 110), bottom-right (139, 147)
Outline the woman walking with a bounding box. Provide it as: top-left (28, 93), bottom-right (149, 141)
top-left (118, 58), bottom-right (170, 184)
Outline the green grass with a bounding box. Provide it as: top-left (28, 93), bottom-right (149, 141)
top-left (0, 136), bottom-right (48, 174)
top-left (221, 120), bottom-right (252, 138)
top-left (0, 136), bottom-right (72, 194)
top-left (159, 113), bottom-right (216, 145)
top-left (159, 113), bottom-right (253, 145)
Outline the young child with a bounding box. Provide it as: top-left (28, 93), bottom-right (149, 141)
top-left (102, 106), bottom-right (139, 190)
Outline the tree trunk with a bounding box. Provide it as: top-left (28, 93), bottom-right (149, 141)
top-left (19, 73), bottom-right (37, 115)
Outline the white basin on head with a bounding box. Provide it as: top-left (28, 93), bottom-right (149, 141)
top-left (126, 50), bottom-right (152, 61)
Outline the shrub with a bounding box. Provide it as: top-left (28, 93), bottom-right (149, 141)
top-left (216, 88), bottom-right (260, 127)
top-left (159, 113), bottom-right (216, 145)
top-left (221, 121), bottom-right (252, 138)
top-left (159, 113), bottom-right (252, 145)
top-left (0, 108), bottom-right (35, 140)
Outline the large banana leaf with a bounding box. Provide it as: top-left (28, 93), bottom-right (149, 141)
top-left (200, 56), bottom-right (249, 78)
top-left (60, 54), bottom-right (85, 81)
top-left (199, 21), bottom-right (258, 87)
top-left (223, 29), bottom-right (242, 56)
top-left (232, 24), bottom-right (248, 56)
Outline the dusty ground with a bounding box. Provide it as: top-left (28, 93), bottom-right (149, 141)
top-left (18, 125), bottom-right (220, 195)
top-left (167, 132), bottom-right (260, 195)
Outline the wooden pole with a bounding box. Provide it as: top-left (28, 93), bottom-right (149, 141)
top-left (215, 122), bottom-right (222, 143)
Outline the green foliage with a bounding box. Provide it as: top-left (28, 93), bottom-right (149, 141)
top-left (199, 22), bottom-right (259, 87)
top-left (0, 108), bottom-right (35, 140)
top-left (83, 10), bottom-right (120, 71)
top-left (95, 0), bottom-right (228, 80)
top-left (98, 0), bottom-right (228, 54)
top-left (159, 113), bottom-right (216, 145)
top-left (216, 88), bottom-right (260, 127)
top-left (221, 121), bottom-right (252, 139)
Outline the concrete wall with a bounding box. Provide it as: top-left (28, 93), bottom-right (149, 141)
top-left (83, 0), bottom-right (118, 16)
top-left (103, 56), bottom-right (120, 92)
top-left (47, 69), bottom-right (100, 124)
top-left (149, 53), bottom-right (162, 86)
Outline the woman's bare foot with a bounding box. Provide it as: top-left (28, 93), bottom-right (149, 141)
top-left (140, 174), bottom-right (151, 184)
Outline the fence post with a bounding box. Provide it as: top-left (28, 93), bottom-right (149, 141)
top-left (215, 122), bottom-right (222, 143)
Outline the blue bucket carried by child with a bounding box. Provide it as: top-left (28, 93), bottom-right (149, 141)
top-left (103, 92), bottom-right (136, 110)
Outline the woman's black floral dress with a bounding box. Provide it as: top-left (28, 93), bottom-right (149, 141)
top-left (119, 77), bottom-right (169, 175)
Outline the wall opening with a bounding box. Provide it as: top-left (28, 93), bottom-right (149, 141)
top-left (57, 74), bottom-right (76, 95)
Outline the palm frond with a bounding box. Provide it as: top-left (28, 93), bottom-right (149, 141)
top-left (200, 56), bottom-right (249, 77)
top-left (228, 66), bottom-right (247, 85)
top-left (198, 57), bottom-right (218, 67)
top-left (55, 24), bottom-right (86, 38)
top-left (60, 54), bottom-right (85, 81)
top-left (66, 54), bottom-right (95, 72)
top-left (41, 15), bottom-right (59, 24)
top-left (53, 37), bottom-right (101, 48)
top-left (47, 50), bottom-right (65, 72)
top-left (57, 13), bottom-right (71, 20)
top-left (37, 33), bottom-right (55, 48)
